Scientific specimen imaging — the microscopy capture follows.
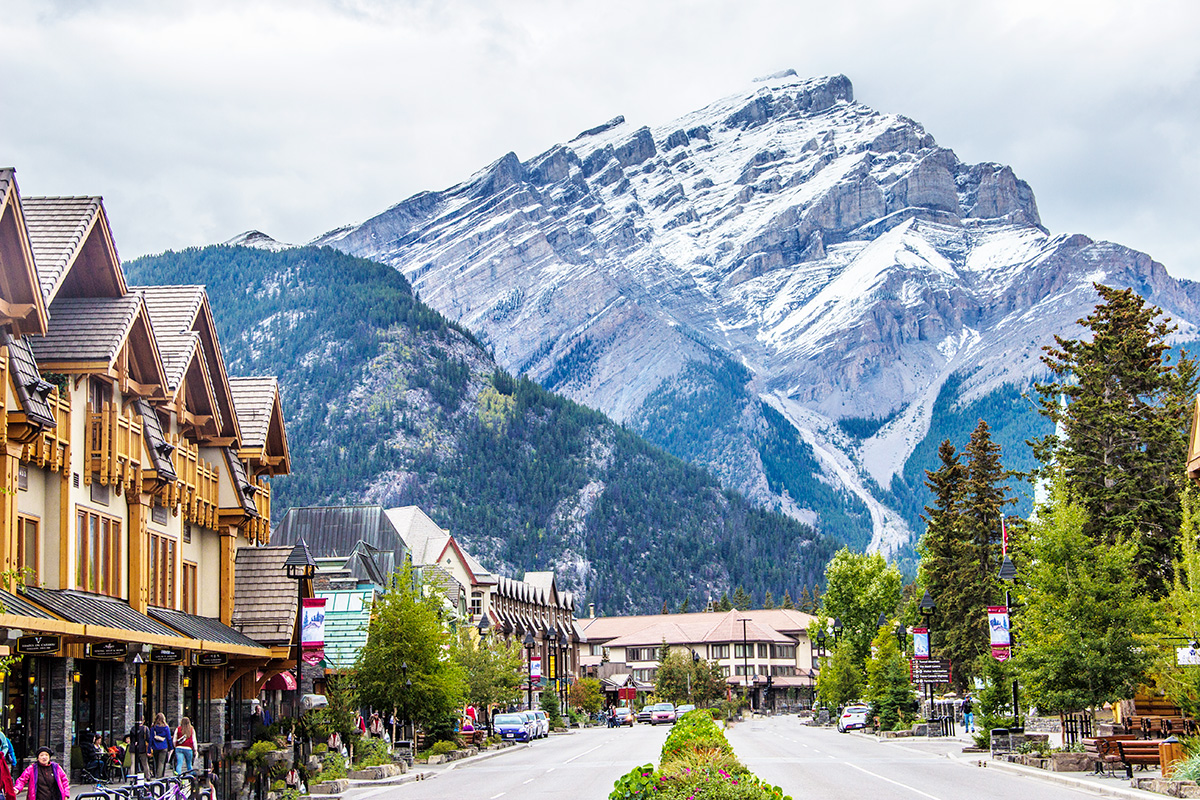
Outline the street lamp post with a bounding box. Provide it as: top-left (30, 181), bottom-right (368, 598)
top-left (524, 631), bottom-right (536, 711)
top-left (547, 627), bottom-right (558, 712)
top-left (477, 616), bottom-right (491, 734)
top-left (999, 554), bottom-right (1020, 724)
top-left (739, 618), bottom-right (751, 711)
top-left (559, 637), bottom-right (570, 712)
top-left (919, 590), bottom-right (936, 725)
top-left (285, 539), bottom-right (317, 767)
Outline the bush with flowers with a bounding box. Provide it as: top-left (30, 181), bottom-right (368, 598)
top-left (609, 710), bottom-right (791, 800)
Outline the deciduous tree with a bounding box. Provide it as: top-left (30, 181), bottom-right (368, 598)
top-left (821, 549), bottom-right (902, 668)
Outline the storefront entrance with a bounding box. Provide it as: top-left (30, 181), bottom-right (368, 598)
top-left (8, 657), bottom-right (54, 764)
top-left (72, 660), bottom-right (124, 743)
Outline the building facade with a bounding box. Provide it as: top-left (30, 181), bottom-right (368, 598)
top-left (0, 168), bottom-right (291, 764)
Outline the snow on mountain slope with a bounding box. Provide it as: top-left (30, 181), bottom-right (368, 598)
top-left (312, 73), bottom-right (1200, 555)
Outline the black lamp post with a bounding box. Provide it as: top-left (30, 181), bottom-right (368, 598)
top-left (285, 539), bottom-right (317, 718)
top-left (877, 612), bottom-right (888, 629)
top-left (739, 618), bottom-right (751, 710)
top-left (832, 618), bottom-right (843, 642)
top-left (918, 590), bottom-right (935, 722)
top-left (547, 627), bottom-right (558, 707)
top-left (524, 631), bottom-right (536, 711)
top-left (998, 554), bottom-right (1020, 723)
top-left (559, 636), bottom-right (570, 712)
top-left (894, 623), bottom-right (906, 655)
top-left (813, 627), bottom-right (827, 714)
top-left (477, 617), bottom-right (491, 733)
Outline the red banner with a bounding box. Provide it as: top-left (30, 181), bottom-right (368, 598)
top-left (991, 645), bottom-right (1011, 662)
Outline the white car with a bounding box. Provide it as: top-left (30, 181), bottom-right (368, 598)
top-left (532, 709), bottom-right (550, 738)
top-left (837, 704), bottom-right (870, 733)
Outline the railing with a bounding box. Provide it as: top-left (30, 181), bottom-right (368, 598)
top-left (21, 387), bottom-right (70, 472)
top-left (1063, 712), bottom-right (1093, 746)
top-left (87, 401), bottom-right (145, 494)
top-left (246, 476), bottom-right (272, 542)
top-left (165, 433), bottom-right (220, 529)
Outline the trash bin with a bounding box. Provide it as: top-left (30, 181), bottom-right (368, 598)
top-left (1161, 737), bottom-right (1185, 778)
top-left (990, 728), bottom-right (1011, 755)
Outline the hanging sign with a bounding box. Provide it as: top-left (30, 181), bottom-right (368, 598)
top-left (530, 656), bottom-right (542, 680)
top-left (16, 635), bottom-right (60, 655)
top-left (1177, 647), bottom-right (1200, 666)
top-left (992, 646), bottom-right (1012, 662)
top-left (912, 627), bottom-right (930, 659)
top-left (150, 648), bottom-right (185, 664)
top-left (988, 606), bottom-right (1011, 646)
top-left (301, 598), bottom-right (327, 648)
top-left (86, 642), bottom-right (128, 659)
top-left (193, 652), bottom-right (228, 667)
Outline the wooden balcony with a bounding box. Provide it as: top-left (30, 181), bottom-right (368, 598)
top-left (245, 477), bottom-right (271, 543)
top-left (86, 402), bottom-right (145, 494)
top-left (21, 388), bottom-right (70, 473)
top-left (164, 433), bottom-right (220, 529)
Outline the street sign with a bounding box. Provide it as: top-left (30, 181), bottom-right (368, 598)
top-left (193, 651), bottom-right (228, 667)
top-left (150, 647), bottom-right (185, 664)
top-left (618, 687), bottom-right (636, 700)
top-left (910, 658), bottom-right (952, 684)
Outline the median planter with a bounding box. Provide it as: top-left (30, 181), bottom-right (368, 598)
top-left (348, 764), bottom-right (405, 780)
top-left (310, 779), bottom-right (350, 795)
top-left (1049, 752), bottom-right (1091, 772)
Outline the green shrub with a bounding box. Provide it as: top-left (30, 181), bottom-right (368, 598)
top-left (610, 765), bottom-right (659, 800)
top-left (1171, 754), bottom-right (1200, 782)
top-left (430, 741), bottom-right (457, 756)
top-left (270, 780), bottom-right (285, 791)
top-left (316, 753), bottom-right (347, 782)
top-left (353, 736), bottom-right (391, 768)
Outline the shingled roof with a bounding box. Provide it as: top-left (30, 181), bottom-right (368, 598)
top-left (22, 196), bottom-right (104, 302)
top-left (4, 332), bottom-right (57, 429)
top-left (29, 294), bottom-right (143, 364)
top-left (231, 546), bottom-right (299, 646)
top-left (229, 376), bottom-right (277, 450)
top-left (274, 506), bottom-right (407, 576)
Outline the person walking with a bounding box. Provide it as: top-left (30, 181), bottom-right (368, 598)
top-left (13, 747), bottom-right (68, 800)
top-left (961, 695), bottom-right (975, 734)
top-left (132, 718), bottom-right (153, 781)
top-left (150, 713), bottom-right (172, 777)
top-left (173, 717), bottom-right (196, 775)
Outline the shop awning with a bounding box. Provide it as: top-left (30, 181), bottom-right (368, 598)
top-left (147, 606), bottom-right (271, 656)
top-left (0, 589), bottom-right (57, 619)
top-left (22, 587), bottom-right (178, 636)
top-left (263, 671), bottom-right (297, 691)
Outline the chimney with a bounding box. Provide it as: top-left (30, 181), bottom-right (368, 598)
top-left (588, 603), bottom-right (595, 619)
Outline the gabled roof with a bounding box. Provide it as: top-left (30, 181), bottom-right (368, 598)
top-left (273, 506), bottom-right (408, 576)
top-left (134, 285), bottom-right (241, 444)
top-left (0, 169), bottom-right (48, 336)
top-left (29, 294), bottom-right (168, 396)
top-left (23, 196), bottom-right (126, 304)
top-left (231, 546), bottom-right (300, 646)
top-left (229, 376), bottom-right (290, 475)
top-left (581, 608), bottom-right (816, 647)
top-left (387, 506), bottom-right (451, 566)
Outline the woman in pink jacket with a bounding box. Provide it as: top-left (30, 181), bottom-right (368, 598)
top-left (13, 747), bottom-right (68, 800)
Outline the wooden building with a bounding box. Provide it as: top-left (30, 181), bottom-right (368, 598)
top-left (0, 168), bottom-right (291, 764)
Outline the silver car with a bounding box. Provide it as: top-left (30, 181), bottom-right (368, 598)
top-left (532, 709), bottom-right (550, 738)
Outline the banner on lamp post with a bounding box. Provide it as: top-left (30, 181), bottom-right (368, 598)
top-left (301, 597), bottom-right (327, 648)
top-left (912, 627), bottom-right (929, 659)
top-left (987, 606), bottom-right (1011, 647)
top-left (530, 655), bottom-right (542, 680)
top-left (992, 645), bottom-right (1011, 662)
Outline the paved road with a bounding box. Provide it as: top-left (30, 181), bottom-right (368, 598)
top-left (345, 724), bottom-right (671, 800)
top-left (348, 717), bottom-right (1126, 800)
top-left (727, 716), bottom-right (1105, 800)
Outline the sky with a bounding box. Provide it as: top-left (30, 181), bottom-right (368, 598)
top-left (3, 0), bottom-right (1200, 278)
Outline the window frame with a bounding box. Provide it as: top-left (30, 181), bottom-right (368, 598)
top-left (16, 514), bottom-right (40, 584)
top-left (75, 507), bottom-right (122, 596)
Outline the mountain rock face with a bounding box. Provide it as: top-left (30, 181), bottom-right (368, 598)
top-left (315, 73), bottom-right (1200, 554)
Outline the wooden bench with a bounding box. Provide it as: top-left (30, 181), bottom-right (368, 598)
top-left (1084, 735), bottom-right (1136, 776)
top-left (459, 729), bottom-right (486, 747)
top-left (1115, 739), bottom-right (1164, 779)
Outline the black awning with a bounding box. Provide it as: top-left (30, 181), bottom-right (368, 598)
top-left (147, 607), bottom-right (263, 648)
top-left (21, 587), bottom-right (178, 637)
top-left (0, 589), bottom-right (58, 619)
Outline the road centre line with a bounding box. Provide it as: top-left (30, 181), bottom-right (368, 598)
top-left (523, 779), bottom-right (534, 784)
top-left (490, 794), bottom-right (505, 799)
top-left (842, 762), bottom-right (943, 800)
top-left (565, 744), bottom-right (604, 764)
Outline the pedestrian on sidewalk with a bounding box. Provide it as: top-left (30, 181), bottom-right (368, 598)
top-left (151, 713), bottom-right (172, 777)
top-left (132, 718), bottom-right (153, 781)
top-left (13, 747), bottom-right (68, 800)
top-left (962, 695), bottom-right (975, 733)
top-left (173, 717), bottom-right (196, 775)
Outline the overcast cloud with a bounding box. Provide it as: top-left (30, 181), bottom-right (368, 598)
top-left (3, 0), bottom-right (1199, 279)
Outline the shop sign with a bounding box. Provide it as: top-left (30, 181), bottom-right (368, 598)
top-left (86, 642), bottom-right (128, 659)
top-left (16, 635), bottom-right (60, 655)
top-left (150, 648), bottom-right (185, 664)
top-left (193, 652), bottom-right (228, 667)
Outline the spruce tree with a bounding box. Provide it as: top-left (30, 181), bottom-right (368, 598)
top-left (731, 586), bottom-right (751, 610)
top-left (763, 590), bottom-right (776, 609)
top-left (780, 590), bottom-right (795, 610)
top-left (1035, 283), bottom-right (1199, 596)
top-left (679, 597), bottom-right (690, 614)
top-left (717, 592), bottom-right (733, 612)
top-left (798, 586), bottom-right (812, 613)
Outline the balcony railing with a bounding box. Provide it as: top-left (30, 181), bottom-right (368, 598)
top-left (87, 402), bottom-right (145, 494)
top-left (164, 433), bottom-right (220, 529)
top-left (21, 387), bottom-right (70, 473)
top-left (245, 477), bottom-right (271, 543)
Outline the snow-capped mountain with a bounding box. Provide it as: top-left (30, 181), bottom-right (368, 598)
top-left (313, 72), bottom-right (1200, 554)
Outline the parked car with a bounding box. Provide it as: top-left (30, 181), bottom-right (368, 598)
top-left (494, 712), bottom-right (533, 742)
top-left (532, 709), bottom-right (550, 738)
top-left (837, 704), bottom-right (870, 733)
top-left (520, 711), bottom-right (541, 739)
top-left (613, 707), bottom-right (635, 727)
top-left (648, 703), bottom-right (677, 725)
top-left (637, 707), bottom-right (653, 724)
top-left (675, 704), bottom-right (696, 716)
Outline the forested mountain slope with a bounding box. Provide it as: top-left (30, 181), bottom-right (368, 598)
top-left (126, 245), bottom-right (834, 613)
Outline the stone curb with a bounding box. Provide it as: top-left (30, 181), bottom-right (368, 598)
top-left (441, 742), bottom-right (532, 772)
top-left (947, 753), bottom-right (1162, 800)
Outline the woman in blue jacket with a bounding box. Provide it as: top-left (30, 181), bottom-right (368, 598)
top-left (151, 713), bottom-right (173, 777)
